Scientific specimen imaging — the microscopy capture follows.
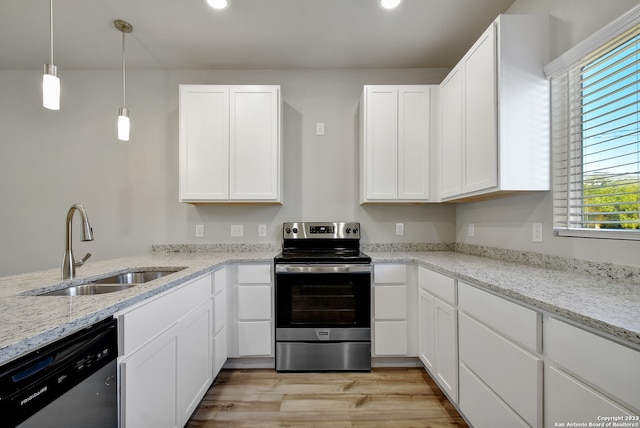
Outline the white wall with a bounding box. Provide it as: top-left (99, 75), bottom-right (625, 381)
top-left (454, 0), bottom-right (640, 267)
top-left (0, 68), bottom-right (454, 276)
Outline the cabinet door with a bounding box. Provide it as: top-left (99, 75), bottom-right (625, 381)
top-left (364, 86), bottom-right (399, 200)
top-left (398, 86), bottom-right (430, 200)
top-left (179, 85), bottom-right (230, 201)
top-left (440, 67), bottom-right (463, 198)
top-left (463, 23), bottom-right (498, 194)
top-left (229, 86), bottom-right (280, 201)
top-left (120, 331), bottom-right (179, 428)
top-left (178, 302), bottom-right (213, 425)
top-left (418, 289), bottom-right (436, 371)
top-left (435, 298), bottom-right (458, 403)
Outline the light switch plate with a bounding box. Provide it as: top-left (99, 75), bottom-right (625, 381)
top-left (316, 122), bottom-right (325, 136)
top-left (532, 223), bottom-right (543, 242)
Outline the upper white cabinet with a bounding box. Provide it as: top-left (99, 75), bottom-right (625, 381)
top-left (360, 85), bottom-right (436, 203)
top-left (440, 15), bottom-right (549, 201)
top-left (179, 85), bottom-right (282, 203)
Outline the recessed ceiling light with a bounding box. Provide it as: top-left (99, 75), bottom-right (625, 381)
top-left (379, 0), bottom-right (403, 10)
top-left (205, 0), bottom-right (228, 10)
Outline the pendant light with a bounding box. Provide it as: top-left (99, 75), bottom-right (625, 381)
top-left (43, 0), bottom-right (60, 110)
top-left (114, 19), bottom-right (133, 141)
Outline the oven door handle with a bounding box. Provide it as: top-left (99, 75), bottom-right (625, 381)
top-left (275, 264), bottom-right (371, 274)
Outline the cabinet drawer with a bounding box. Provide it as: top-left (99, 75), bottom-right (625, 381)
top-left (546, 318), bottom-right (640, 411)
top-left (213, 289), bottom-right (226, 334)
top-left (238, 321), bottom-right (272, 356)
top-left (374, 321), bottom-right (408, 356)
top-left (459, 363), bottom-right (529, 428)
top-left (373, 264), bottom-right (407, 283)
top-left (237, 264), bottom-right (271, 284)
top-left (418, 267), bottom-right (455, 305)
top-left (213, 267), bottom-right (227, 295)
top-left (238, 285), bottom-right (271, 320)
top-left (374, 285), bottom-right (407, 319)
top-left (458, 282), bottom-right (540, 352)
top-left (459, 312), bottom-right (542, 427)
top-left (546, 364), bottom-right (633, 426)
top-left (118, 274), bottom-right (211, 355)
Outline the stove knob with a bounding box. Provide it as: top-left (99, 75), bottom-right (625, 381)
top-left (285, 228), bottom-right (291, 234)
top-left (353, 227), bottom-right (359, 234)
top-left (292, 228), bottom-right (298, 234)
top-left (345, 227), bottom-right (351, 234)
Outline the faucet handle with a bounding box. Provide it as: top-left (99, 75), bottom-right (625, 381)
top-left (75, 252), bottom-right (92, 267)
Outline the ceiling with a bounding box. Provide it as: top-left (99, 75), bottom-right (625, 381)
top-left (0, 0), bottom-right (515, 70)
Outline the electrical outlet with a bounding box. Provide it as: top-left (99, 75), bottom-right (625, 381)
top-left (258, 224), bottom-right (267, 237)
top-left (195, 224), bottom-right (205, 238)
top-left (468, 223), bottom-right (475, 237)
top-left (395, 223), bottom-right (404, 236)
top-left (316, 122), bottom-right (325, 136)
top-left (532, 223), bottom-right (543, 242)
top-left (230, 224), bottom-right (244, 237)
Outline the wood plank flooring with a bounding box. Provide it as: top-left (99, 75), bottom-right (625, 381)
top-left (186, 368), bottom-right (469, 427)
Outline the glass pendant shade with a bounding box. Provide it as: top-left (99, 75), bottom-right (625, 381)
top-left (43, 65), bottom-right (60, 110)
top-left (379, 0), bottom-right (403, 9)
top-left (118, 108), bottom-right (130, 141)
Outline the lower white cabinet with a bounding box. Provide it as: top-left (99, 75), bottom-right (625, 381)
top-left (457, 282), bottom-right (542, 428)
top-left (229, 263), bottom-right (273, 357)
top-left (373, 264), bottom-right (417, 357)
top-left (545, 318), bottom-right (640, 425)
top-left (212, 267), bottom-right (228, 377)
top-left (117, 273), bottom-right (213, 428)
top-left (417, 267), bottom-right (458, 403)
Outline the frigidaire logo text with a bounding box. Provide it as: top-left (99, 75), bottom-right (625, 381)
top-left (20, 386), bottom-right (47, 406)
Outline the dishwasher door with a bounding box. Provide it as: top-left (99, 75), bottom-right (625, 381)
top-left (0, 318), bottom-right (118, 428)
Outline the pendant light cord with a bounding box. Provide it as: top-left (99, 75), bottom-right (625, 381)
top-left (122, 30), bottom-right (126, 109)
top-left (49, 0), bottom-right (54, 64)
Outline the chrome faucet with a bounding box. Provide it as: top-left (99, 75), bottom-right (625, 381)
top-left (61, 204), bottom-right (94, 279)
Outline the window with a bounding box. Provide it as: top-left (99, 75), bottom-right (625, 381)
top-left (548, 11), bottom-right (640, 240)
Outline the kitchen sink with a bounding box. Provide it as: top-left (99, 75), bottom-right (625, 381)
top-left (35, 268), bottom-right (186, 296)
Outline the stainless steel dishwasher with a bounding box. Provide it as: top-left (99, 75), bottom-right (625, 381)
top-left (0, 318), bottom-right (118, 428)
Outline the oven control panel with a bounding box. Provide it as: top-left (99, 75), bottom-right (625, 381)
top-left (283, 222), bottom-right (360, 239)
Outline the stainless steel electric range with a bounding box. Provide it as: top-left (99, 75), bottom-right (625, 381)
top-left (274, 222), bottom-right (372, 372)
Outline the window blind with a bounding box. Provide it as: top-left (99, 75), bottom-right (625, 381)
top-left (551, 22), bottom-right (640, 238)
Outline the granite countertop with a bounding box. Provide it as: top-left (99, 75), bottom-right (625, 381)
top-left (1, 248), bottom-right (639, 366)
top-left (370, 251), bottom-right (640, 347)
top-left (0, 251), bottom-right (278, 365)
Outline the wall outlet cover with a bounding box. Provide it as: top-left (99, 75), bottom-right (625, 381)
top-left (230, 224), bottom-right (244, 237)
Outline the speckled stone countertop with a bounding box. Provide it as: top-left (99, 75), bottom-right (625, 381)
top-left (0, 250), bottom-right (278, 365)
top-left (1, 246), bottom-right (639, 366)
top-left (369, 251), bottom-right (640, 347)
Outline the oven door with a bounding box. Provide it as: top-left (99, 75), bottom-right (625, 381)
top-left (275, 264), bottom-right (371, 332)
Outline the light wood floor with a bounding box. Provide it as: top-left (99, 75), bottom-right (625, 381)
top-left (186, 368), bottom-right (469, 427)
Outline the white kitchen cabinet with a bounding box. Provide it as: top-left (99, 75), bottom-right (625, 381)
top-left (360, 85), bottom-right (435, 203)
top-left (545, 318), bottom-right (640, 425)
top-left (439, 14), bottom-right (549, 201)
top-left (229, 263), bottom-right (273, 358)
top-left (457, 282), bottom-right (543, 428)
top-left (117, 273), bottom-right (213, 428)
top-left (179, 85), bottom-right (282, 203)
top-left (212, 267), bottom-right (228, 377)
top-left (417, 267), bottom-right (458, 403)
top-left (373, 264), bottom-right (417, 357)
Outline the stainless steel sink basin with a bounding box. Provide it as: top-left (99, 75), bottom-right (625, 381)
top-left (35, 268), bottom-right (186, 296)
top-left (39, 283), bottom-right (141, 296)
top-left (93, 270), bottom-right (182, 285)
